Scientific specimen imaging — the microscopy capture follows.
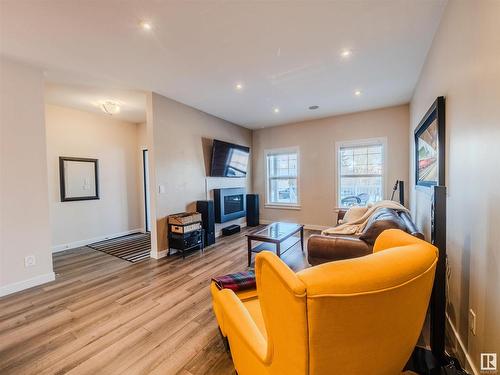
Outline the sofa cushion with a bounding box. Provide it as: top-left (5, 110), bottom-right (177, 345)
top-left (307, 234), bottom-right (372, 266)
top-left (359, 208), bottom-right (407, 245)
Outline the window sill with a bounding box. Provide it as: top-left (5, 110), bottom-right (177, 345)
top-left (335, 206), bottom-right (367, 211)
top-left (334, 207), bottom-right (348, 212)
top-left (264, 204), bottom-right (301, 210)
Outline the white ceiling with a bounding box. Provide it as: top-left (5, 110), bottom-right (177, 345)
top-left (0, 0), bottom-right (446, 129)
top-left (45, 83), bottom-right (147, 123)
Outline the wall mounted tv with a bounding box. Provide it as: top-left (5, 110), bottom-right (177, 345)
top-left (210, 139), bottom-right (250, 177)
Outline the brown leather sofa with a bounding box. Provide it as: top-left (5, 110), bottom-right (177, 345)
top-left (308, 208), bottom-right (424, 266)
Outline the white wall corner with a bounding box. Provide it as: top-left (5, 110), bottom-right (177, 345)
top-left (0, 272), bottom-right (55, 298)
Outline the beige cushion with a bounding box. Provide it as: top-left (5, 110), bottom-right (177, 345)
top-left (339, 206), bottom-right (369, 224)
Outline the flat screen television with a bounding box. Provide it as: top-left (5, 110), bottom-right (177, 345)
top-left (210, 139), bottom-right (250, 177)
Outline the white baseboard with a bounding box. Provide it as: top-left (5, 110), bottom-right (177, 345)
top-left (153, 221), bottom-right (250, 259)
top-left (52, 228), bottom-right (143, 253)
top-left (446, 313), bottom-right (479, 375)
top-left (0, 272), bottom-right (55, 298)
top-left (153, 220), bottom-right (324, 258)
top-left (260, 219), bottom-right (328, 232)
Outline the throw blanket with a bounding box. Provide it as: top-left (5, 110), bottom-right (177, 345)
top-left (212, 271), bottom-right (256, 292)
top-left (322, 200), bottom-right (409, 236)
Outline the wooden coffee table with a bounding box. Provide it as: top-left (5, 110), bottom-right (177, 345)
top-left (246, 222), bottom-right (304, 266)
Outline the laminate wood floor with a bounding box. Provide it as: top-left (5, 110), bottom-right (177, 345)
top-left (0, 226), bottom-right (313, 375)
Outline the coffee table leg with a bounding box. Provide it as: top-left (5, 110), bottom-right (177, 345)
top-left (276, 242), bottom-right (281, 258)
top-left (247, 237), bottom-right (252, 267)
top-left (300, 227), bottom-right (304, 252)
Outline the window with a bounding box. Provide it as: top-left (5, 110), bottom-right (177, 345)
top-left (337, 139), bottom-right (385, 207)
top-left (266, 149), bottom-right (299, 206)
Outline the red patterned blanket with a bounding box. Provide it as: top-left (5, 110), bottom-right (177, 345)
top-left (212, 271), bottom-right (256, 292)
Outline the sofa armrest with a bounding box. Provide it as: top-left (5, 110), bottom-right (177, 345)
top-left (399, 211), bottom-right (424, 240)
top-left (307, 234), bottom-right (372, 265)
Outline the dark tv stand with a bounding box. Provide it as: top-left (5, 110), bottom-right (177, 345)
top-left (167, 222), bottom-right (204, 259)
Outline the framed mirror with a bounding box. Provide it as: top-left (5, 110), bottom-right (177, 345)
top-left (59, 157), bottom-right (99, 201)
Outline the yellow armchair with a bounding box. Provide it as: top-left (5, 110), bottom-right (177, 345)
top-left (211, 229), bottom-right (438, 375)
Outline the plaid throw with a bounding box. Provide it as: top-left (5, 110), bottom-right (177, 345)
top-left (212, 271), bottom-right (256, 292)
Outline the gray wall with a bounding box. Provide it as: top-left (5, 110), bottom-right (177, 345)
top-left (45, 104), bottom-right (143, 251)
top-left (409, 0), bottom-right (500, 371)
top-left (149, 93), bottom-right (252, 252)
top-left (0, 57), bottom-right (53, 296)
top-left (252, 104), bottom-right (410, 228)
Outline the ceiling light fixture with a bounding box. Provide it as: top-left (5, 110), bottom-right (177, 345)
top-left (273, 107), bottom-right (280, 114)
top-left (139, 20), bottom-right (153, 31)
top-left (340, 49), bottom-right (352, 58)
top-left (308, 105), bottom-right (319, 110)
top-left (101, 101), bottom-right (121, 115)
top-left (354, 90), bottom-right (362, 97)
top-left (235, 83), bottom-right (244, 90)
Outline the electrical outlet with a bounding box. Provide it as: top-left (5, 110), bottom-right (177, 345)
top-left (24, 255), bottom-right (36, 267)
top-left (469, 308), bottom-right (476, 336)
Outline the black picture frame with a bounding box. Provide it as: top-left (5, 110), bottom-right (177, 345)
top-left (414, 96), bottom-right (445, 187)
top-left (59, 156), bottom-right (99, 202)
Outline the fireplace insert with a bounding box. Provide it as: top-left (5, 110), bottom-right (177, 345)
top-left (214, 188), bottom-right (246, 223)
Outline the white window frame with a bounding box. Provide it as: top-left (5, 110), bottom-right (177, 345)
top-left (335, 137), bottom-right (387, 208)
top-left (264, 147), bottom-right (301, 209)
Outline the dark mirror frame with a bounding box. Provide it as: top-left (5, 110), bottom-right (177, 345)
top-left (414, 96), bottom-right (445, 187)
top-left (59, 156), bottom-right (99, 202)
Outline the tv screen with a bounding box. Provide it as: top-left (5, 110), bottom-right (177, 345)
top-left (210, 140), bottom-right (250, 177)
top-left (416, 117), bottom-right (438, 186)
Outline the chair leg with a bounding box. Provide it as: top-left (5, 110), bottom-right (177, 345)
top-left (218, 327), bottom-right (230, 353)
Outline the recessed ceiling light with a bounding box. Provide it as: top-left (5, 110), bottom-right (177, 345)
top-left (101, 101), bottom-right (121, 115)
top-left (273, 107), bottom-right (280, 114)
top-left (139, 20), bottom-right (152, 31)
top-left (354, 90), bottom-right (362, 97)
top-left (308, 105), bottom-right (319, 110)
top-left (235, 83), bottom-right (244, 90)
top-left (340, 49), bottom-right (352, 58)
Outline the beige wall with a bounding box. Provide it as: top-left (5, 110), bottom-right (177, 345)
top-left (409, 0), bottom-right (500, 372)
top-left (136, 122), bottom-right (149, 232)
top-left (45, 105), bottom-right (143, 251)
top-left (252, 105), bottom-right (410, 228)
top-left (0, 57), bottom-right (53, 296)
top-left (150, 93), bottom-right (252, 252)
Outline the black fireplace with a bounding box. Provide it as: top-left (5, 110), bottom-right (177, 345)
top-left (214, 188), bottom-right (246, 223)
